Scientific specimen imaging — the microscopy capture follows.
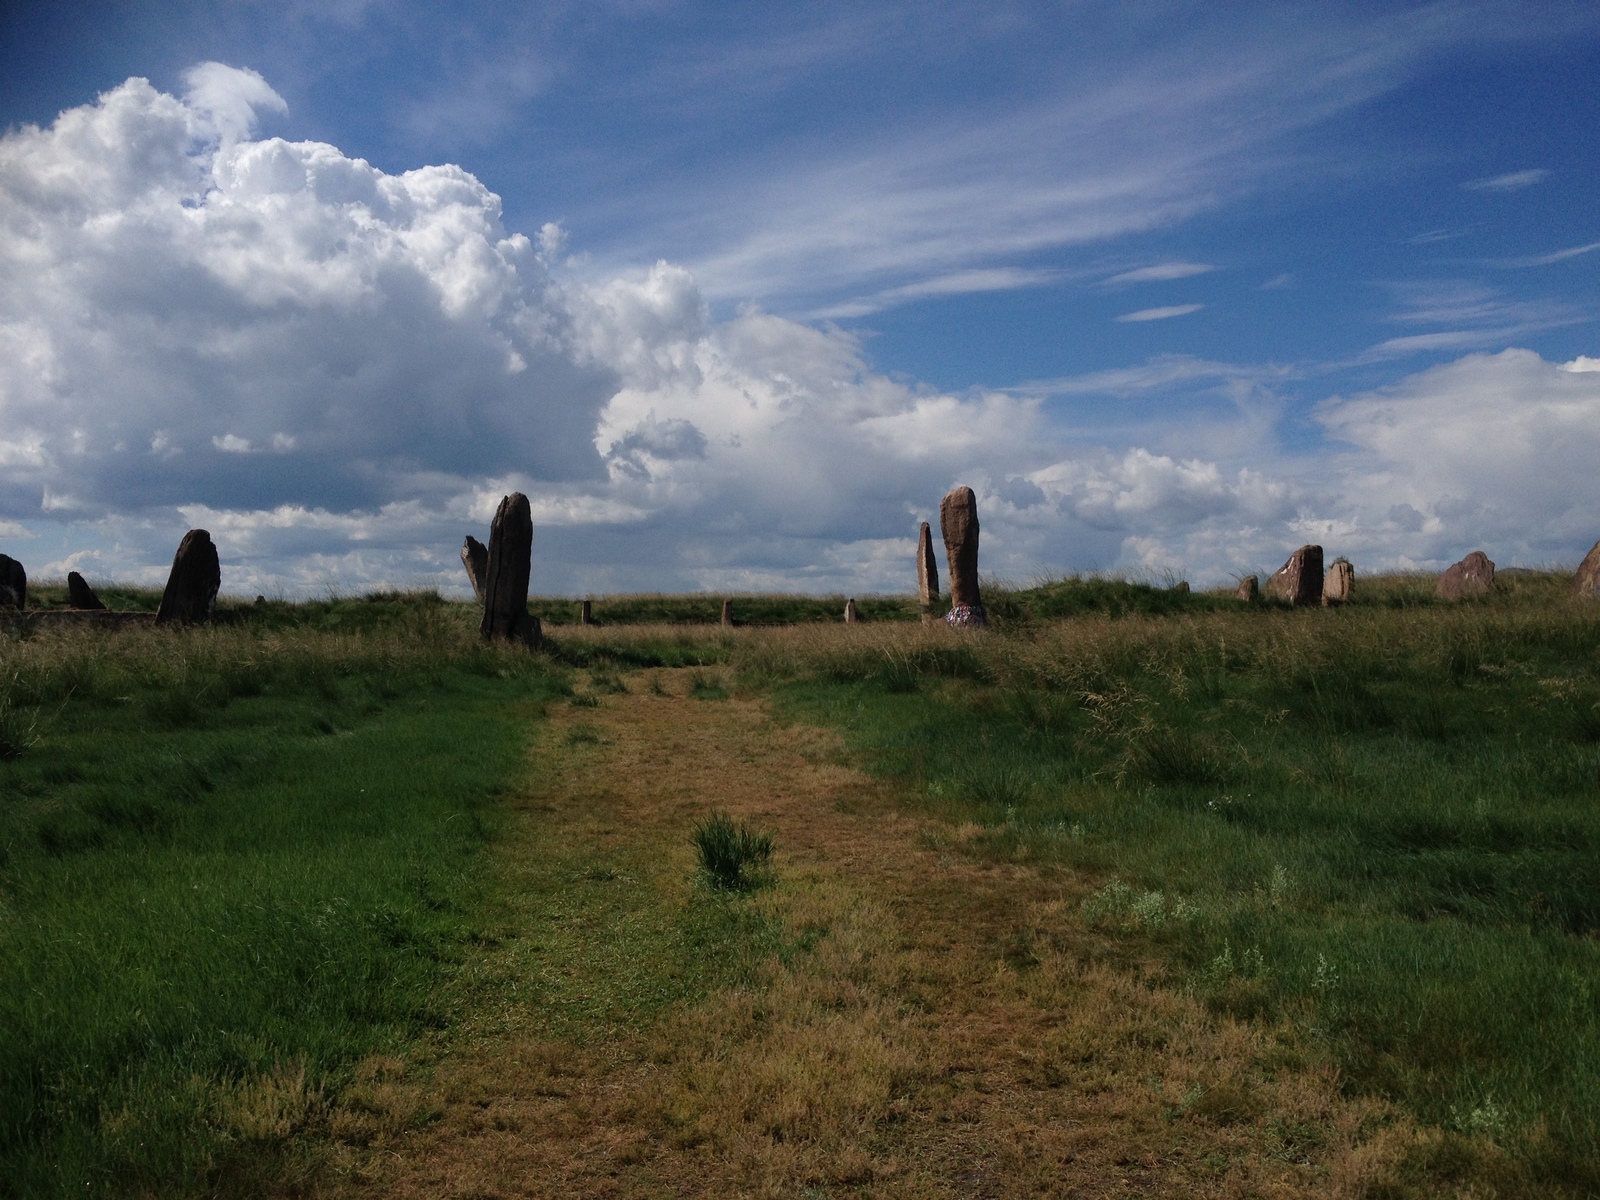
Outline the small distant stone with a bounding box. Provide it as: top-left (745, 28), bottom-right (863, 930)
top-left (1437, 551), bottom-right (1495, 600)
top-left (1323, 558), bottom-right (1354, 606)
top-left (1267, 545), bottom-right (1324, 606)
top-left (67, 571), bottom-right (106, 610)
top-left (461, 535), bottom-right (488, 602)
top-left (580, 598), bottom-right (596, 625)
top-left (844, 598), bottom-right (858, 623)
top-left (0, 554), bottom-right (25, 610)
top-left (155, 530), bottom-right (221, 625)
top-left (1236, 575), bottom-right (1259, 601)
top-left (721, 598), bottom-right (734, 627)
top-left (1174, 580), bottom-right (1189, 594)
top-left (1574, 540), bottom-right (1600, 600)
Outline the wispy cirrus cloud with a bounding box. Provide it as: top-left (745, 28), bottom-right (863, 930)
top-left (1116, 304), bottom-right (1204, 323)
top-left (1463, 168), bottom-right (1549, 192)
top-left (1104, 261), bottom-right (1216, 285)
top-left (809, 266), bottom-right (1064, 319)
top-left (1491, 240), bottom-right (1600, 268)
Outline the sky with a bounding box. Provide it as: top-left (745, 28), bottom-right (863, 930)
top-left (1, 0), bottom-right (1598, 598)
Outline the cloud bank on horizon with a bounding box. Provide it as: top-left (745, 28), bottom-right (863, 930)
top-left (1, 60), bottom-right (1598, 597)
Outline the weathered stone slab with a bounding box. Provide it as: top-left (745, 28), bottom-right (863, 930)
top-left (1173, 580), bottom-right (1190, 594)
top-left (0, 554), bottom-right (25, 610)
top-left (461, 535), bottom-right (488, 602)
top-left (581, 599), bottom-right (596, 625)
top-left (67, 571), bottom-right (106, 610)
top-left (1574, 540), bottom-right (1600, 600)
top-left (916, 521), bottom-right (940, 620)
top-left (1437, 551), bottom-right (1494, 600)
top-left (1323, 558), bottom-right (1354, 606)
top-left (479, 494), bottom-right (541, 646)
top-left (155, 530), bottom-right (220, 625)
top-left (940, 486), bottom-right (986, 627)
top-left (1236, 575), bottom-right (1259, 601)
top-left (1266, 545), bottom-right (1324, 606)
top-left (844, 598), bottom-right (858, 624)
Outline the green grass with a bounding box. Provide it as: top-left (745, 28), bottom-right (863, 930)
top-left (528, 591), bottom-right (923, 626)
top-left (0, 605), bottom-right (570, 1195)
top-left (734, 570), bottom-right (1600, 1190)
top-left (691, 811), bottom-right (775, 891)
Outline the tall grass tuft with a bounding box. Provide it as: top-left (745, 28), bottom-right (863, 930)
top-left (692, 810), bottom-right (774, 891)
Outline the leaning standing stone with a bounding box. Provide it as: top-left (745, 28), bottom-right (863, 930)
top-left (0, 554), bottom-right (24, 610)
top-left (67, 572), bottom-right (106, 610)
top-left (916, 520), bottom-right (940, 622)
top-left (1437, 551), bottom-right (1495, 600)
top-left (461, 535), bottom-right (488, 602)
top-left (1266, 545), bottom-right (1324, 606)
top-left (156, 530), bottom-right (221, 625)
top-left (940, 486), bottom-right (986, 628)
top-left (480, 494), bottom-right (540, 646)
top-left (1573, 540), bottom-right (1600, 600)
top-left (1323, 558), bottom-right (1354, 606)
top-left (1236, 575), bottom-right (1259, 601)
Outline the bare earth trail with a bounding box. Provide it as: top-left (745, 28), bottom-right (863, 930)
top-left (344, 669), bottom-right (1409, 1199)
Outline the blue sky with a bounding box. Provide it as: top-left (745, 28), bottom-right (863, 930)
top-left (1, 1), bottom-right (1598, 596)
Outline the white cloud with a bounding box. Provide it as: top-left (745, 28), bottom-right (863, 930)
top-left (1116, 304), bottom-right (1204, 322)
top-left (1104, 262), bottom-right (1216, 285)
top-left (1464, 168), bottom-right (1549, 192)
top-left (182, 62), bottom-right (287, 144)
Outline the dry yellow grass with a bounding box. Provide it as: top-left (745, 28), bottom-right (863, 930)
top-left (316, 664), bottom-right (1432, 1199)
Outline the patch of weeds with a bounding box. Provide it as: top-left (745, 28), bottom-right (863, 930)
top-left (688, 671), bottom-right (730, 701)
top-left (648, 673), bottom-right (669, 696)
top-left (568, 692), bottom-right (599, 708)
top-left (565, 723), bottom-right (602, 745)
top-left (691, 810), bottom-right (774, 891)
top-left (587, 670), bottom-right (628, 695)
top-left (1081, 880), bottom-right (1197, 932)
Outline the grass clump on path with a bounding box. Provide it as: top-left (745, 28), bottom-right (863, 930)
top-left (691, 810), bottom-right (774, 891)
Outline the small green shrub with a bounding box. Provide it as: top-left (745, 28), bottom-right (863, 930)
top-left (691, 810), bottom-right (774, 890)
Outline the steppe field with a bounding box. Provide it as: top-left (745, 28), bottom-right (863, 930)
top-left (3, 574), bottom-right (1599, 1199)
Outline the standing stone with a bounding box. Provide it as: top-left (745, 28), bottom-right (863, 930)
top-left (1573, 539), bottom-right (1600, 600)
top-left (1266, 545), bottom-right (1324, 606)
top-left (479, 494), bottom-right (540, 646)
top-left (155, 530), bottom-right (221, 626)
top-left (721, 599), bottom-right (734, 627)
top-left (1323, 558), bottom-right (1355, 606)
top-left (1437, 551), bottom-right (1495, 600)
top-left (916, 521), bottom-right (940, 622)
top-left (0, 554), bottom-right (24, 610)
top-left (1173, 580), bottom-right (1190, 594)
top-left (580, 599), bottom-right (596, 625)
top-left (1236, 575), bottom-right (1259, 601)
top-left (940, 486), bottom-right (986, 628)
top-left (461, 535), bottom-right (488, 602)
top-left (67, 572), bottom-right (106, 611)
top-left (844, 598), bottom-right (858, 624)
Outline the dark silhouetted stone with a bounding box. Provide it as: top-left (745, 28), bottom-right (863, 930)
top-left (844, 598), bottom-right (858, 624)
top-left (1267, 545), bottom-right (1324, 606)
top-left (1574, 540), bottom-right (1600, 600)
top-left (581, 599), bottom-right (595, 625)
top-left (1174, 580), bottom-right (1190, 594)
top-left (0, 554), bottom-right (24, 610)
top-left (1437, 551), bottom-right (1495, 600)
top-left (916, 520), bottom-right (940, 622)
top-left (721, 599), bottom-right (734, 626)
top-left (155, 530), bottom-right (220, 625)
top-left (67, 572), bottom-right (106, 610)
top-left (480, 494), bottom-right (540, 646)
top-left (1236, 575), bottom-right (1259, 601)
top-left (1323, 558), bottom-right (1354, 605)
top-left (461, 535), bottom-right (488, 602)
top-left (940, 486), bottom-right (986, 627)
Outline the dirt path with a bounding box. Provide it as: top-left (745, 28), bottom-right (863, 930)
top-left (340, 669), bottom-right (1407, 1198)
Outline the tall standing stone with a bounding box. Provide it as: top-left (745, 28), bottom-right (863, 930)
top-left (844, 598), bottom-right (858, 624)
top-left (916, 521), bottom-right (940, 622)
top-left (940, 486), bottom-right (986, 627)
top-left (1573, 539), bottom-right (1600, 600)
top-left (479, 494), bottom-right (540, 646)
top-left (0, 554), bottom-right (24, 610)
top-left (1323, 558), bottom-right (1354, 606)
top-left (1266, 545), bottom-right (1324, 606)
top-left (461, 535), bottom-right (488, 602)
top-left (1437, 551), bottom-right (1495, 600)
top-left (155, 530), bottom-right (221, 626)
top-left (67, 572), bottom-right (106, 610)
top-left (580, 599), bottom-right (596, 625)
top-left (1236, 574), bottom-right (1259, 601)
top-left (721, 599), bottom-right (734, 627)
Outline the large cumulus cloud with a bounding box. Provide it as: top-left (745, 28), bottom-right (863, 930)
top-left (2, 67), bottom-right (1598, 596)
